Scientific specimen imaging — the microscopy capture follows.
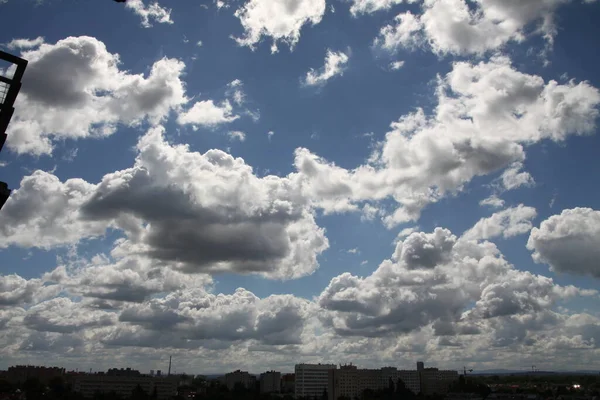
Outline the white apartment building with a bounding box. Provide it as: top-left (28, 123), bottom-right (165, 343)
top-left (259, 371), bottom-right (281, 393)
top-left (295, 363), bottom-right (337, 399)
top-left (73, 375), bottom-right (177, 400)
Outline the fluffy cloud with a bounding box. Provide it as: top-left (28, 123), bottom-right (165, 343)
top-left (228, 130), bottom-right (246, 141)
top-left (45, 255), bottom-right (212, 304)
top-left (2, 126), bottom-right (329, 280)
top-left (393, 228), bottom-right (456, 269)
top-left (349, 0), bottom-right (416, 15)
top-left (1, 219), bottom-right (599, 370)
top-left (0, 171), bottom-right (108, 248)
top-left (462, 205), bottom-right (537, 241)
top-left (374, 12), bottom-right (424, 52)
top-left (125, 0), bottom-right (173, 27)
top-left (318, 224), bottom-right (593, 339)
top-left (294, 56), bottom-right (600, 227)
top-left (23, 297), bottom-right (116, 334)
top-left (7, 36), bottom-right (187, 155)
top-left (177, 100), bottom-right (239, 127)
top-left (233, 0), bottom-right (327, 52)
top-left (303, 49), bottom-right (350, 87)
top-left (389, 60), bottom-right (405, 70)
top-left (112, 288), bottom-right (312, 346)
top-left (6, 36), bottom-right (45, 50)
top-left (0, 275), bottom-right (58, 307)
top-left (479, 195), bottom-right (505, 209)
top-left (527, 208), bottom-right (600, 278)
top-left (500, 162), bottom-right (535, 190)
top-left (374, 0), bottom-right (595, 56)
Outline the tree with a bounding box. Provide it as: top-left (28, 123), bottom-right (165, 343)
top-left (23, 377), bottom-right (45, 400)
top-left (0, 379), bottom-right (13, 394)
top-left (48, 376), bottom-right (66, 399)
top-left (322, 388), bottom-right (329, 400)
top-left (131, 384), bottom-right (149, 400)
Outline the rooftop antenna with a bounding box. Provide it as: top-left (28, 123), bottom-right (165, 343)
top-left (168, 356), bottom-right (172, 377)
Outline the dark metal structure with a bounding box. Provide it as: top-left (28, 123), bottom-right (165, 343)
top-left (0, 50), bottom-right (28, 211)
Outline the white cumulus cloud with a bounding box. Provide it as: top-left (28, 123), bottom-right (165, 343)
top-left (233, 0), bottom-right (327, 53)
top-left (303, 49), bottom-right (350, 87)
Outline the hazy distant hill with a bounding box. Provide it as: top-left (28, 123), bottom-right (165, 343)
top-left (472, 370), bottom-right (598, 376)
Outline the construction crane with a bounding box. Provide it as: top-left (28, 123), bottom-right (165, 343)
top-left (0, 50), bottom-right (28, 212)
top-left (463, 367), bottom-right (473, 376)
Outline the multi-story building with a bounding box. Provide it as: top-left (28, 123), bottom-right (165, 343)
top-left (4, 365), bottom-right (65, 385)
top-left (281, 373), bottom-right (295, 394)
top-left (329, 365), bottom-right (421, 400)
top-left (259, 371), bottom-right (281, 393)
top-left (328, 364), bottom-right (359, 400)
top-left (295, 363), bottom-right (337, 399)
top-left (224, 370), bottom-right (256, 391)
top-left (438, 370), bottom-right (459, 393)
top-left (418, 365), bottom-right (458, 395)
top-left (398, 370), bottom-right (421, 394)
top-left (106, 368), bottom-right (141, 377)
top-left (73, 375), bottom-right (177, 400)
top-left (379, 367), bottom-right (421, 394)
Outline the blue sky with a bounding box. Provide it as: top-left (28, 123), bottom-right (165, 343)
top-left (1, 0), bottom-right (600, 374)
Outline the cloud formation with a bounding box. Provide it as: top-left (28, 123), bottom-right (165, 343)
top-left (293, 56), bottom-right (600, 227)
top-left (233, 0), bottom-right (326, 52)
top-left (374, 0), bottom-right (597, 56)
top-left (303, 49), bottom-right (350, 87)
top-left (1, 126), bottom-right (329, 280)
top-left (463, 205), bottom-right (537, 241)
top-left (7, 36), bottom-right (187, 155)
top-left (125, 0), bottom-right (173, 27)
top-left (528, 208), bottom-right (600, 278)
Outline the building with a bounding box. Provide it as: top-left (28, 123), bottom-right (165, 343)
top-left (295, 363), bottom-right (337, 399)
top-left (329, 365), bottom-right (421, 400)
top-left (418, 364), bottom-right (458, 396)
top-left (0, 50), bottom-right (28, 212)
top-left (380, 367), bottom-right (421, 394)
top-left (224, 370), bottom-right (256, 391)
top-left (106, 368), bottom-right (141, 377)
top-left (328, 364), bottom-right (359, 400)
top-left (4, 365), bottom-right (65, 385)
top-left (281, 373), bottom-right (295, 394)
top-left (438, 370), bottom-right (459, 393)
top-left (259, 371), bottom-right (281, 393)
top-left (73, 375), bottom-right (177, 400)
top-left (398, 370), bottom-right (421, 394)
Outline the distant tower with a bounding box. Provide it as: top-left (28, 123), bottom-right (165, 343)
top-left (150, 370), bottom-right (154, 376)
top-left (417, 361), bottom-right (424, 371)
top-left (168, 356), bottom-right (172, 377)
